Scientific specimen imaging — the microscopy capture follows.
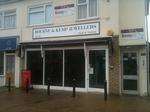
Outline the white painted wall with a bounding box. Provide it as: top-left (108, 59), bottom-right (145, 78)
top-left (139, 49), bottom-right (148, 96)
top-left (119, 0), bottom-right (146, 46)
top-left (15, 54), bottom-right (20, 87)
top-left (0, 0), bottom-right (119, 43)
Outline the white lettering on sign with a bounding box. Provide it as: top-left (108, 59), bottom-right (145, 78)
top-left (33, 22), bottom-right (100, 39)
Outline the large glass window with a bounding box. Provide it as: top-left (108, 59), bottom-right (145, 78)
top-left (77, 0), bottom-right (97, 19)
top-left (64, 49), bottom-right (85, 88)
top-left (0, 10), bottom-right (16, 28)
top-left (27, 51), bottom-right (43, 85)
top-left (0, 53), bottom-right (4, 76)
top-left (28, 4), bottom-right (53, 25)
top-left (45, 50), bottom-right (63, 86)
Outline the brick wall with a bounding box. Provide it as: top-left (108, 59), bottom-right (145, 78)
top-left (109, 36), bottom-right (120, 95)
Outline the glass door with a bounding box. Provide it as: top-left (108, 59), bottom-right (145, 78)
top-left (122, 52), bottom-right (138, 94)
top-left (88, 50), bottom-right (106, 90)
top-left (5, 54), bottom-right (15, 86)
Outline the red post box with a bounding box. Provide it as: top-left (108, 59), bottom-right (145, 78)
top-left (22, 70), bottom-right (31, 89)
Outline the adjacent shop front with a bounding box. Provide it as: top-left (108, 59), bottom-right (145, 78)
top-left (0, 36), bottom-right (18, 87)
top-left (120, 28), bottom-right (148, 95)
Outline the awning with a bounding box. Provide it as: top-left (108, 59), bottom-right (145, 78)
top-left (0, 36), bottom-right (18, 51)
top-left (20, 37), bottom-right (113, 47)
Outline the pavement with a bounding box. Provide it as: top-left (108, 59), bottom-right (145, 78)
top-left (0, 88), bottom-right (150, 112)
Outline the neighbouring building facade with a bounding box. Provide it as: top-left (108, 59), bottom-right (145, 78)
top-left (0, 0), bottom-right (148, 96)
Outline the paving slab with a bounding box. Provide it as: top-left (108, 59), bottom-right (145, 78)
top-left (0, 88), bottom-right (150, 112)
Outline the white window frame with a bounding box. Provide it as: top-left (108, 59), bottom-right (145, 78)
top-left (0, 12), bottom-right (4, 28)
top-left (76, 0), bottom-right (99, 20)
top-left (0, 9), bottom-right (16, 29)
top-left (28, 3), bottom-right (53, 26)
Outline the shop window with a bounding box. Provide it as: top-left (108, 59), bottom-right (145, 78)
top-left (77, 0), bottom-right (98, 19)
top-left (0, 10), bottom-right (16, 29)
top-left (64, 49), bottom-right (85, 88)
top-left (27, 51), bottom-right (43, 85)
top-left (0, 53), bottom-right (4, 76)
top-left (28, 4), bottom-right (53, 25)
top-left (45, 50), bottom-right (63, 86)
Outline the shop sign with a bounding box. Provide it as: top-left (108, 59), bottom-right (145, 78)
top-left (33, 22), bottom-right (100, 39)
top-left (121, 28), bottom-right (144, 39)
top-left (0, 37), bottom-right (17, 51)
top-left (55, 4), bottom-right (75, 16)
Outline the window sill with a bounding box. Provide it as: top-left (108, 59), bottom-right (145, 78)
top-left (0, 27), bottom-right (17, 30)
top-left (76, 17), bottom-right (100, 22)
top-left (27, 23), bottom-right (53, 28)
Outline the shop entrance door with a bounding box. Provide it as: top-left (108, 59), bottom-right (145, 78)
top-left (88, 50), bottom-right (106, 91)
top-left (5, 54), bottom-right (15, 86)
top-left (122, 52), bottom-right (138, 94)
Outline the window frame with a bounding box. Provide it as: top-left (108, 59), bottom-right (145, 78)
top-left (0, 52), bottom-right (4, 76)
top-left (28, 3), bottom-right (53, 26)
top-left (0, 9), bottom-right (16, 29)
top-left (76, 0), bottom-right (99, 20)
top-left (0, 12), bottom-right (4, 28)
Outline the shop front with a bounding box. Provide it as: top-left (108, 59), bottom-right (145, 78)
top-left (21, 22), bottom-right (120, 94)
top-left (120, 46), bottom-right (148, 95)
top-left (0, 36), bottom-right (18, 87)
top-left (22, 38), bottom-right (111, 92)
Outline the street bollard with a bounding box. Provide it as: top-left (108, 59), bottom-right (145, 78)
top-left (72, 78), bottom-right (76, 98)
top-left (47, 78), bottom-right (50, 95)
top-left (104, 80), bottom-right (107, 101)
top-left (26, 78), bottom-right (29, 94)
top-left (8, 77), bottom-right (11, 92)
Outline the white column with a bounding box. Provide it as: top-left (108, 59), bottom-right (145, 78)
top-left (15, 54), bottom-right (20, 87)
top-left (139, 50), bottom-right (148, 96)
